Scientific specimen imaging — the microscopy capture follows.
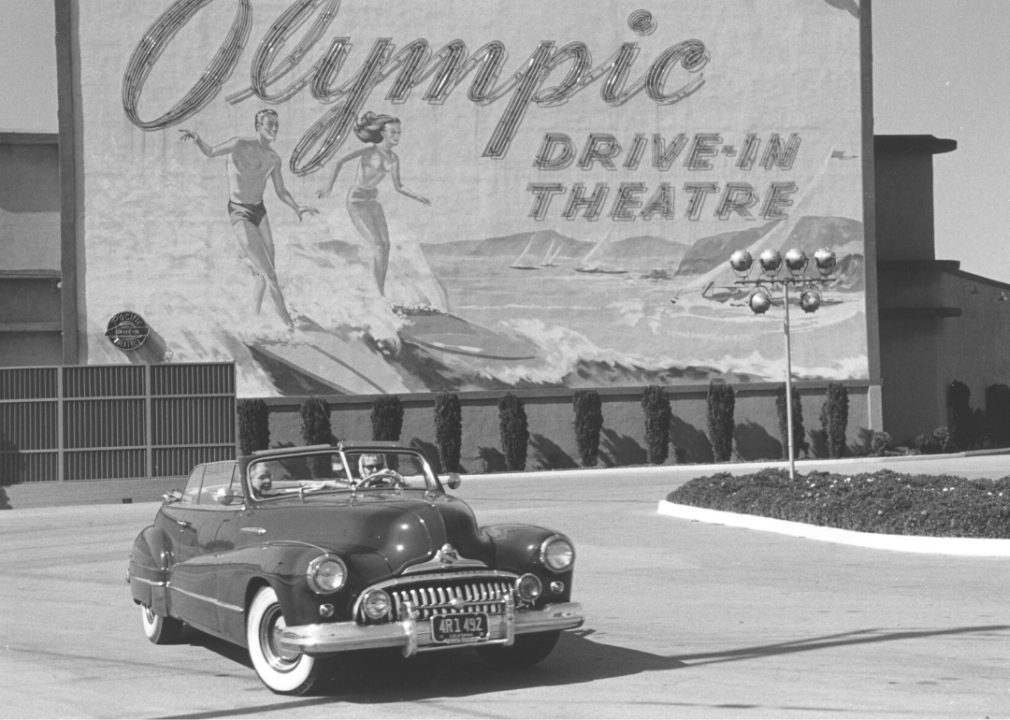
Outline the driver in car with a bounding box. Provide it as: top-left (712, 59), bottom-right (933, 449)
top-left (357, 454), bottom-right (385, 481)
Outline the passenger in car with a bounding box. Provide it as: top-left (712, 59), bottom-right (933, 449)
top-left (249, 461), bottom-right (288, 496)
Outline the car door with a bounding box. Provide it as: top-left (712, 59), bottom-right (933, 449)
top-left (168, 462), bottom-right (239, 635)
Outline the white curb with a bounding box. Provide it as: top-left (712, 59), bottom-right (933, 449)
top-left (657, 500), bottom-right (1010, 556)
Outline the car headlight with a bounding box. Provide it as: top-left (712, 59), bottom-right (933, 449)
top-left (540, 535), bottom-right (575, 573)
top-left (361, 589), bottom-right (392, 620)
top-left (515, 573), bottom-right (542, 602)
top-left (307, 554), bottom-right (347, 594)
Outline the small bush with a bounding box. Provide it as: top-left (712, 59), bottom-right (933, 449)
top-left (869, 431), bottom-right (892, 456)
top-left (237, 399), bottom-right (270, 456)
top-left (707, 382), bottom-right (735, 463)
top-left (434, 392), bottom-right (462, 472)
top-left (775, 384), bottom-right (807, 460)
top-left (933, 426), bottom-right (958, 454)
top-left (498, 393), bottom-right (529, 471)
top-left (573, 389), bottom-right (604, 467)
top-left (819, 382), bottom-right (849, 458)
top-left (371, 395), bottom-right (404, 441)
top-left (986, 383), bottom-right (1010, 447)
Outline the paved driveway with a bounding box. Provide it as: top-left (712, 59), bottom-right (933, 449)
top-left (1, 458), bottom-right (1008, 718)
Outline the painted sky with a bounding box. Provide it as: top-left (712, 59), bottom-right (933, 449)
top-left (1, 0), bottom-right (1008, 282)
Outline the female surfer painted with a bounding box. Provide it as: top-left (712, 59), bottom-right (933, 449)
top-left (317, 112), bottom-right (446, 309)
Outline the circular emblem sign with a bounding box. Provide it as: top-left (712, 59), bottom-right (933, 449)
top-left (105, 311), bottom-right (150, 350)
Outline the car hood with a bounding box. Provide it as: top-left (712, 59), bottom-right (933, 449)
top-left (243, 491), bottom-right (494, 575)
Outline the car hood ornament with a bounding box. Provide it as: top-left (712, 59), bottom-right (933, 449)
top-left (435, 543), bottom-right (459, 565)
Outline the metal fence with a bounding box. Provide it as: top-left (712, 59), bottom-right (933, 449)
top-left (0, 363), bottom-right (235, 482)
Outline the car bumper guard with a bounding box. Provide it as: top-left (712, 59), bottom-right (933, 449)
top-left (278, 600), bottom-right (584, 658)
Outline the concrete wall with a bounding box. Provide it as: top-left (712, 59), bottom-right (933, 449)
top-left (0, 134), bottom-right (64, 366)
top-left (259, 383), bottom-right (877, 473)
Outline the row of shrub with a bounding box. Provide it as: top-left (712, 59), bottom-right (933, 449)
top-left (237, 380), bottom-right (855, 472)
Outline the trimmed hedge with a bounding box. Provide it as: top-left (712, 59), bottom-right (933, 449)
top-left (641, 386), bottom-right (671, 465)
top-left (237, 399), bottom-right (270, 456)
top-left (667, 468), bottom-right (1010, 538)
top-left (498, 393), bottom-right (529, 471)
top-left (986, 383), bottom-right (1010, 447)
top-left (434, 392), bottom-right (462, 472)
top-left (371, 395), bottom-right (404, 442)
top-left (820, 382), bottom-right (849, 458)
top-left (300, 397), bottom-right (333, 446)
top-left (573, 389), bottom-right (604, 467)
top-left (707, 382), bottom-right (735, 462)
top-left (775, 384), bottom-right (807, 460)
top-left (948, 380), bottom-right (974, 450)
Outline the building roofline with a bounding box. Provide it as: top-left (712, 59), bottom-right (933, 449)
top-left (874, 134), bottom-right (957, 155)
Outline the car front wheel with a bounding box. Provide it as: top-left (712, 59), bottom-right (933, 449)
top-left (247, 586), bottom-right (328, 695)
top-left (141, 605), bottom-right (183, 644)
top-left (476, 630), bottom-right (560, 669)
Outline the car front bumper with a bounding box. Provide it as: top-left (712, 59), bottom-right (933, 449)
top-left (277, 601), bottom-right (585, 658)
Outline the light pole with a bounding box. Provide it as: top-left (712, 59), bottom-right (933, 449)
top-left (728, 247), bottom-right (837, 479)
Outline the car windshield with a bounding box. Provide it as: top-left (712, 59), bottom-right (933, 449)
top-left (246, 450), bottom-right (439, 501)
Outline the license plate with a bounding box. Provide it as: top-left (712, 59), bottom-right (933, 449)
top-left (431, 613), bottom-right (489, 644)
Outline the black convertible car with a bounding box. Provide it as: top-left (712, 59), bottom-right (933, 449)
top-left (128, 442), bottom-right (584, 694)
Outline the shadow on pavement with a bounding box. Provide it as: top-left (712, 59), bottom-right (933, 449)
top-left (159, 623), bottom-right (1010, 718)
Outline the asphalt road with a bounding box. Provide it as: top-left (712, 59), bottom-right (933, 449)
top-left (1, 456), bottom-right (1009, 718)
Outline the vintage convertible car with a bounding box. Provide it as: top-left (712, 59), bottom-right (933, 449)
top-left (128, 442), bottom-right (584, 694)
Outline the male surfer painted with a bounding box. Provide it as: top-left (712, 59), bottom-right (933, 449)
top-left (317, 111), bottom-right (448, 310)
top-left (180, 110), bottom-right (317, 329)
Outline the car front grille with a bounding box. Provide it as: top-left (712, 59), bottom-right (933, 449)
top-left (360, 577), bottom-right (514, 622)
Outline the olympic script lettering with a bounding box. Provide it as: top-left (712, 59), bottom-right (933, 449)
top-left (121, 0), bottom-right (711, 176)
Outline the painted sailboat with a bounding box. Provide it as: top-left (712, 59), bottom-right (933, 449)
top-left (512, 232), bottom-right (563, 270)
top-left (575, 229), bottom-right (627, 274)
top-left (540, 240), bottom-right (562, 267)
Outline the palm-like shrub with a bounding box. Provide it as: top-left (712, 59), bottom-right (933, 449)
top-left (641, 386), bottom-right (671, 464)
top-left (775, 384), bottom-right (807, 459)
top-left (237, 399), bottom-right (270, 456)
top-left (300, 397), bottom-right (334, 478)
top-left (707, 382), bottom-right (735, 462)
top-left (819, 382), bottom-right (849, 458)
top-left (986, 383), bottom-right (1010, 447)
top-left (948, 380), bottom-right (974, 450)
top-left (371, 395), bottom-right (404, 441)
top-left (498, 393), bottom-right (529, 471)
top-left (434, 392), bottom-right (462, 472)
top-left (573, 389), bottom-right (604, 467)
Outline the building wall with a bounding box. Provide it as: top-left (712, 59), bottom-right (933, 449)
top-left (261, 382), bottom-right (876, 472)
top-left (0, 134), bottom-right (64, 366)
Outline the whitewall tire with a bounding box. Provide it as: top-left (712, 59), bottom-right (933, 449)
top-left (141, 605), bottom-right (183, 645)
top-left (247, 586), bottom-right (326, 695)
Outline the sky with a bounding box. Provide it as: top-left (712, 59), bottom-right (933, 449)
top-left (1, 0), bottom-right (1008, 282)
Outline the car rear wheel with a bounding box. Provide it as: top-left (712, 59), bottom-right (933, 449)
top-left (247, 586), bottom-right (328, 695)
top-left (476, 630), bottom-right (560, 669)
top-left (141, 605), bottom-right (183, 644)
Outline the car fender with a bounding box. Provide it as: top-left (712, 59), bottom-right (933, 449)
top-left (129, 525), bottom-right (174, 615)
top-left (482, 523), bottom-right (576, 602)
top-left (217, 541), bottom-right (392, 631)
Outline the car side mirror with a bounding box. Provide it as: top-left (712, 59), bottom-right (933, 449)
top-left (445, 473), bottom-right (461, 490)
top-left (162, 489), bottom-right (182, 503)
top-left (214, 487), bottom-right (240, 505)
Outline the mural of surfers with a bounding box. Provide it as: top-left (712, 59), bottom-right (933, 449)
top-left (317, 112), bottom-right (449, 313)
top-left (179, 109), bottom-right (318, 330)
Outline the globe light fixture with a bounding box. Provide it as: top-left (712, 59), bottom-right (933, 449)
top-left (724, 246), bottom-right (838, 479)
top-left (729, 249), bottom-right (753, 278)
top-left (784, 248), bottom-right (808, 276)
top-left (814, 248), bottom-right (837, 277)
top-left (799, 288), bottom-right (822, 313)
top-left (758, 248), bottom-right (783, 276)
top-left (748, 289), bottom-right (773, 314)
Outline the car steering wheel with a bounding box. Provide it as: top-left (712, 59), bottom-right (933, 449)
top-left (358, 469), bottom-right (404, 488)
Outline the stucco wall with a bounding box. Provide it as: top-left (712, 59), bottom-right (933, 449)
top-left (0, 140), bottom-right (61, 271)
top-left (874, 150), bottom-right (936, 263)
top-left (260, 383), bottom-right (877, 473)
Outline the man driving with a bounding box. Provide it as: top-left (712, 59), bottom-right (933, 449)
top-left (357, 454), bottom-right (385, 481)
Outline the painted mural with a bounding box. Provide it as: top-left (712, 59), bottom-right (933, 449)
top-left (76, 0), bottom-right (868, 397)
